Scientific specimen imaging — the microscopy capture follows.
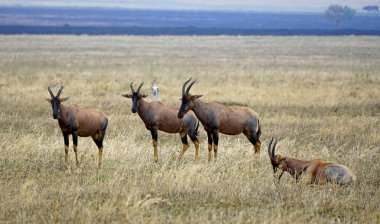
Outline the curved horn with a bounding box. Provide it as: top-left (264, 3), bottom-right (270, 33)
top-left (268, 138), bottom-right (274, 159)
top-left (137, 81), bottom-right (144, 93)
top-left (47, 85), bottom-right (54, 97)
top-left (56, 85), bottom-right (64, 98)
top-left (182, 78), bottom-right (192, 96)
top-left (185, 80), bottom-right (196, 95)
top-left (272, 139), bottom-right (278, 159)
top-left (130, 81), bottom-right (135, 93)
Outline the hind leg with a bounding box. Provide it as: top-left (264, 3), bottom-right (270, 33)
top-left (92, 131), bottom-right (105, 169)
top-left (93, 138), bottom-right (103, 169)
top-left (178, 132), bottom-right (189, 161)
top-left (254, 139), bottom-right (261, 155)
top-left (189, 134), bottom-right (200, 161)
top-left (93, 130), bottom-right (106, 169)
top-left (207, 131), bottom-right (213, 162)
top-left (94, 119), bottom-right (108, 168)
top-left (244, 130), bottom-right (261, 157)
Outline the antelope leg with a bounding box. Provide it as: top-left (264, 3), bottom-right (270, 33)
top-left (212, 129), bottom-right (219, 160)
top-left (72, 130), bottom-right (79, 167)
top-left (151, 126), bottom-right (158, 162)
top-left (178, 133), bottom-right (189, 160)
top-left (63, 134), bottom-right (69, 164)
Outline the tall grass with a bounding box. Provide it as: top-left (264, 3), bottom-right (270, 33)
top-left (0, 35), bottom-right (379, 223)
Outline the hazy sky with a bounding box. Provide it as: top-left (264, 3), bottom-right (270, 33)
top-left (1, 0), bottom-right (380, 11)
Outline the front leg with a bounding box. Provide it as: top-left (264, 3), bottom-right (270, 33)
top-left (150, 126), bottom-right (158, 162)
top-left (63, 133), bottom-right (69, 164)
top-left (295, 171), bottom-right (304, 183)
top-left (72, 130), bottom-right (79, 167)
top-left (207, 131), bottom-right (213, 162)
top-left (277, 170), bottom-right (285, 182)
top-left (212, 129), bottom-right (219, 160)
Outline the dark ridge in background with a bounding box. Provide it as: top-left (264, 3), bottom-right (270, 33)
top-left (2, 25), bottom-right (380, 36)
top-left (1, 6), bottom-right (379, 35)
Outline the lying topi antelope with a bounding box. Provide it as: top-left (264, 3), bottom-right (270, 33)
top-left (122, 81), bottom-right (200, 162)
top-left (268, 138), bottom-right (356, 185)
top-left (177, 78), bottom-right (261, 162)
top-left (46, 83), bottom-right (108, 168)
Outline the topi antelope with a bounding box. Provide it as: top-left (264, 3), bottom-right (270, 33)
top-left (268, 138), bottom-right (356, 185)
top-left (46, 83), bottom-right (108, 168)
top-left (177, 78), bottom-right (261, 162)
top-left (122, 81), bottom-right (200, 162)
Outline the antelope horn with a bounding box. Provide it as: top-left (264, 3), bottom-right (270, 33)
top-left (272, 139), bottom-right (278, 159)
top-left (182, 78), bottom-right (192, 96)
top-left (268, 138), bottom-right (274, 159)
top-left (130, 81), bottom-right (135, 93)
top-left (137, 81), bottom-right (144, 93)
top-left (56, 85), bottom-right (64, 98)
top-left (47, 85), bottom-right (54, 97)
top-left (185, 80), bottom-right (197, 95)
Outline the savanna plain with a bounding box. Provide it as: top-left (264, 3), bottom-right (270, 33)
top-left (0, 35), bottom-right (379, 223)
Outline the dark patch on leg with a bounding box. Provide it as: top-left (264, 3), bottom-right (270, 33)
top-left (72, 130), bottom-right (79, 167)
top-left (178, 134), bottom-right (190, 161)
top-left (63, 134), bottom-right (69, 163)
top-left (207, 131), bottom-right (213, 162)
top-left (181, 135), bottom-right (188, 145)
top-left (248, 130), bottom-right (261, 155)
top-left (151, 126), bottom-right (158, 162)
top-left (212, 130), bottom-right (219, 160)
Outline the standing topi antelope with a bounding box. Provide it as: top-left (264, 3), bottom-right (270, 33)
top-left (177, 78), bottom-right (261, 162)
top-left (268, 138), bottom-right (356, 185)
top-left (122, 81), bottom-right (200, 162)
top-left (46, 83), bottom-right (108, 168)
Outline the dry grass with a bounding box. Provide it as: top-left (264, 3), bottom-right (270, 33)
top-left (0, 35), bottom-right (379, 223)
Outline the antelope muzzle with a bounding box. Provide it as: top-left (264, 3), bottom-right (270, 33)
top-left (131, 97), bottom-right (138, 113)
top-left (177, 109), bottom-right (185, 118)
top-left (52, 99), bottom-right (60, 119)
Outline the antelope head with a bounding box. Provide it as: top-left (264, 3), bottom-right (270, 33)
top-left (268, 138), bottom-right (288, 174)
top-left (122, 81), bottom-right (148, 113)
top-left (46, 82), bottom-right (69, 119)
top-left (177, 78), bottom-right (202, 118)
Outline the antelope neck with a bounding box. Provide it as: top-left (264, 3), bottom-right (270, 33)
top-left (137, 98), bottom-right (151, 121)
top-left (193, 99), bottom-right (209, 125)
top-left (57, 103), bottom-right (70, 126)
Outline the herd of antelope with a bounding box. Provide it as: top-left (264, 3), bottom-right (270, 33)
top-left (46, 79), bottom-right (356, 186)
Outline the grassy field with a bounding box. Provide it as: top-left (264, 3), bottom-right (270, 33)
top-left (0, 35), bottom-right (379, 223)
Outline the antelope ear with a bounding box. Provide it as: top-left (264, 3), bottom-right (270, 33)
top-left (142, 94), bottom-right (148, 98)
top-left (122, 94), bottom-right (133, 98)
top-left (194, 95), bottom-right (202, 98)
top-left (60, 97), bottom-right (70, 102)
top-left (45, 98), bottom-right (52, 103)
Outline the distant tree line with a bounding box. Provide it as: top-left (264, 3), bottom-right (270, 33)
top-left (325, 5), bottom-right (356, 26)
top-left (363, 5), bottom-right (379, 12)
